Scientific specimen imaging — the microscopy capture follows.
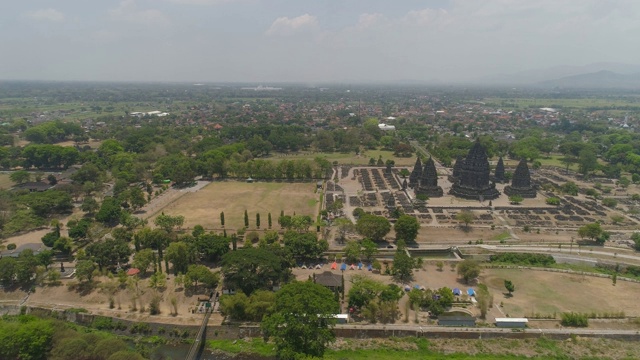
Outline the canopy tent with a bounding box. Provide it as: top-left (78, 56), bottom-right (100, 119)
top-left (315, 264), bottom-right (322, 269)
top-left (357, 262), bottom-right (363, 270)
top-left (349, 264), bottom-right (356, 270)
top-left (126, 268), bottom-right (140, 276)
top-left (453, 288), bottom-right (461, 296)
top-left (404, 285), bottom-right (411, 292)
top-left (331, 262), bottom-right (337, 270)
top-left (340, 263), bottom-right (347, 271)
top-left (467, 288), bottom-right (475, 296)
top-left (413, 285), bottom-right (420, 290)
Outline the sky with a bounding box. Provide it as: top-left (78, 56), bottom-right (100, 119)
top-left (1, 0), bottom-right (639, 83)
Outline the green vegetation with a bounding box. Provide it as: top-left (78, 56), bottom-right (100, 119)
top-left (490, 253), bottom-right (556, 266)
top-left (560, 312), bottom-right (589, 327)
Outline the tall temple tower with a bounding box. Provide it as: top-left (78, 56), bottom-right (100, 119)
top-left (449, 140), bottom-right (500, 200)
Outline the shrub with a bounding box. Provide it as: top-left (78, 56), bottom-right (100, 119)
top-left (6, 243), bottom-right (16, 250)
top-left (93, 316), bottom-right (114, 330)
top-left (130, 322), bottom-right (152, 334)
top-left (546, 197), bottom-right (560, 206)
top-left (561, 312), bottom-right (589, 327)
top-left (489, 253), bottom-right (556, 266)
top-left (602, 198), bottom-right (618, 208)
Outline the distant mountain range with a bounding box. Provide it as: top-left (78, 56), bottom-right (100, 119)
top-left (478, 62), bottom-right (640, 89)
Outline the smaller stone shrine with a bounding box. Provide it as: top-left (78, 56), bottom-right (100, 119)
top-left (415, 156), bottom-right (443, 197)
top-left (408, 157), bottom-right (422, 188)
top-left (494, 156), bottom-right (505, 183)
top-left (450, 156), bottom-right (465, 182)
top-left (504, 159), bottom-right (537, 198)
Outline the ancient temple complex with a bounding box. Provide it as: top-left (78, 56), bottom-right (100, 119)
top-left (408, 157), bottom-right (422, 188)
top-left (449, 140), bottom-right (500, 200)
top-left (504, 159), bottom-right (537, 198)
top-left (415, 157), bottom-right (443, 197)
top-left (494, 156), bottom-right (505, 183)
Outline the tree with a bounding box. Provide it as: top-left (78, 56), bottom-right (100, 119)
top-left (455, 210), bottom-right (476, 230)
top-left (283, 231), bottom-right (328, 263)
top-left (86, 239), bottom-right (132, 271)
top-left (504, 280), bottom-right (515, 295)
top-left (132, 249), bottom-right (155, 275)
top-left (221, 248), bottom-right (292, 295)
top-left (457, 259), bottom-right (481, 284)
top-left (578, 223), bottom-right (607, 244)
top-left (10, 170), bottom-right (30, 184)
top-left (195, 233), bottom-right (230, 262)
top-left (244, 210), bottom-right (249, 228)
top-left (262, 281), bottom-right (339, 360)
top-left (392, 247), bottom-right (414, 282)
top-left (361, 238), bottom-right (378, 262)
top-left (508, 195), bottom-right (524, 205)
top-left (394, 214), bottom-right (420, 243)
top-left (355, 214), bottom-right (391, 241)
top-left (343, 241), bottom-right (361, 263)
top-left (578, 148), bottom-right (598, 176)
top-left (268, 212), bottom-right (272, 229)
top-left (334, 218), bottom-right (354, 244)
top-left (95, 197), bottom-right (122, 225)
top-left (562, 182), bottom-right (579, 196)
top-left (76, 260), bottom-right (96, 282)
top-left (185, 264), bottom-right (219, 292)
top-left (154, 213), bottom-right (184, 233)
top-left (81, 196), bottom-right (99, 214)
top-left (256, 213), bottom-right (261, 228)
top-left (165, 242), bottom-right (194, 275)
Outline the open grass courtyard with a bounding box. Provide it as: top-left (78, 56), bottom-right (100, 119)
top-left (150, 181), bottom-right (321, 230)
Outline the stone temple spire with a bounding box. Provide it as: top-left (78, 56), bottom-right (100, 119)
top-left (408, 157), bottom-right (422, 188)
top-left (415, 157), bottom-right (443, 197)
top-left (504, 159), bottom-right (536, 198)
top-left (494, 156), bottom-right (505, 183)
top-left (449, 140), bottom-right (500, 200)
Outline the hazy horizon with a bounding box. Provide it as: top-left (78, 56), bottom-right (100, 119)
top-left (2, 1), bottom-right (639, 84)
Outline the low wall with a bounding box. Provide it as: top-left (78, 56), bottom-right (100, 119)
top-left (4, 305), bottom-right (640, 342)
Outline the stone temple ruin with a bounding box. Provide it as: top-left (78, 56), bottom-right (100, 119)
top-left (449, 140), bottom-right (500, 200)
top-left (415, 156), bottom-right (443, 197)
top-left (504, 158), bottom-right (537, 198)
top-left (408, 157), bottom-right (422, 188)
top-left (494, 156), bottom-right (505, 183)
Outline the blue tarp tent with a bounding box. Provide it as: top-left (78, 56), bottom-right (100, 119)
top-left (467, 288), bottom-right (475, 296)
top-left (357, 262), bottom-right (363, 270)
top-left (340, 263), bottom-right (347, 271)
top-left (453, 288), bottom-right (461, 296)
top-left (367, 264), bottom-right (373, 271)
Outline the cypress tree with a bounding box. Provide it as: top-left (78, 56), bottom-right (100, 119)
top-left (220, 211), bottom-right (225, 227)
top-left (268, 212), bottom-right (272, 229)
top-left (256, 213), bottom-right (261, 228)
top-left (244, 210), bottom-right (249, 228)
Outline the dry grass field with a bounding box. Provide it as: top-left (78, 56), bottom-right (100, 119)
top-left (151, 181), bottom-right (321, 230)
top-left (482, 268), bottom-right (640, 317)
top-left (0, 173), bottom-right (14, 190)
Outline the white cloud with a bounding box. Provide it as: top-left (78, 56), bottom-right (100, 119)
top-left (166, 0), bottom-right (237, 4)
top-left (356, 13), bottom-right (383, 29)
top-left (27, 8), bottom-right (65, 22)
top-left (266, 14), bottom-right (318, 36)
top-left (109, 0), bottom-right (169, 25)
